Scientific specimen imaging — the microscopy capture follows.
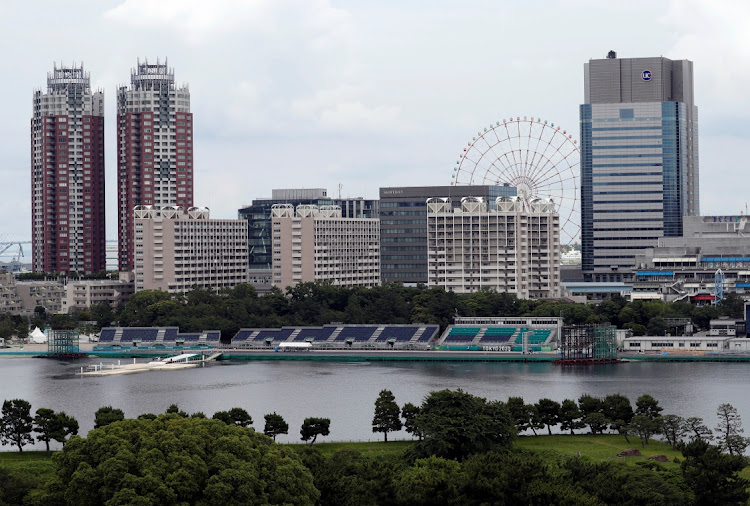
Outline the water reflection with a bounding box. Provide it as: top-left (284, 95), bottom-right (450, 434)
top-left (1, 358), bottom-right (748, 447)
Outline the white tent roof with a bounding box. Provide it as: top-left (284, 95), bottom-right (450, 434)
top-left (29, 327), bottom-right (47, 343)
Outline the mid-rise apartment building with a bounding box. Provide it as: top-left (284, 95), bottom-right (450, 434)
top-left (271, 204), bottom-right (380, 289)
top-left (580, 51), bottom-right (699, 282)
top-left (427, 196), bottom-right (560, 298)
top-left (31, 63), bottom-right (105, 275)
top-left (118, 58), bottom-right (193, 271)
top-left (380, 185), bottom-right (516, 285)
top-left (134, 206), bottom-right (248, 293)
top-left (238, 188), bottom-right (378, 291)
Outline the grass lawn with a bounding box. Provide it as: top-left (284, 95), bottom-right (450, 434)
top-left (515, 434), bottom-right (682, 469)
top-left (0, 450), bottom-right (56, 482)
top-left (288, 440), bottom-right (414, 457)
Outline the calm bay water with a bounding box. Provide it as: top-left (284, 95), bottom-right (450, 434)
top-left (1, 357), bottom-right (749, 447)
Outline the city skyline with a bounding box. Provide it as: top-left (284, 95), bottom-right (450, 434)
top-left (1, 1), bottom-right (748, 239)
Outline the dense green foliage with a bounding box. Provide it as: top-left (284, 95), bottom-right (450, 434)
top-left (93, 405), bottom-right (125, 428)
top-left (2, 391), bottom-right (750, 505)
top-left (409, 389), bottom-right (516, 461)
top-left (29, 416), bottom-right (319, 506)
top-left (7, 281), bottom-right (744, 340)
top-left (681, 438), bottom-right (750, 505)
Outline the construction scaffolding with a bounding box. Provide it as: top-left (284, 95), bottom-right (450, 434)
top-left (47, 329), bottom-right (80, 357)
top-left (559, 324), bottom-right (617, 363)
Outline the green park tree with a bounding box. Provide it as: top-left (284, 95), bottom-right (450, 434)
top-left (165, 404), bottom-right (189, 417)
top-left (401, 402), bottom-right (422, 440)
top-left (685, 416), bottom-right (713, 441)
top-left (93, 405), bottom-right (124, 428)
top-left (578, 395), bottom-right (608, 434)
top-left (0, 399), bottom-right (34, 452)
top-left (559, 399), bottom-right (585, 435)
top-left (681, 438), bottom-right (750, 506)
top-left (300, 417), bottom-right (331, 445)
top-left (534, 398), bottom-right (561, 435)
top-left (602, 393), bottom-right (634, 442)
top-left (212, 407), bottom-right (253, 427)
top-left (372, 389), bottom-right (402, 442)
top-left (264, 412), bottom-right (289, 442)
top-left (411, 389), bottom-right (516, 461)
top-left (33, 416), bottom-right (319, 505)
top-left (33, 408), bottom-right (78, 454)
top-left (715, 403), bottom-right (750, 456)
top-left (661, 414), bottom-right (686, 449)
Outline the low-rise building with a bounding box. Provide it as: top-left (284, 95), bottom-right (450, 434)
top-left (271, 204), bottom-right (380, 289)
top-left (622, 335), bottom-right (727, 353)
top-left (633, 215), bottom-right (750, 302)
top-left (62, 272), bottom-right (135, 312)
top-left (14, 280), bottom-right (64, 315)
top-left (709, 318), bottom-right (746, 337)
top-left (427, 196), bottom-right (560, 298)
top-left (134, 206), bottom-right (249, 293)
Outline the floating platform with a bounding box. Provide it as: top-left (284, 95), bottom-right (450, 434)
top-left (554, 358), bottom-right (621, 366)
top-left (77, 353), bottom-right (222, 376)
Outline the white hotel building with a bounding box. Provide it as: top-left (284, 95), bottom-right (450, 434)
top-left (133, 206), bottom-right (248, 293)
top-left (271, 204), bottom-right (380, 289)
top-left (427, 196), bottom-right (560, 298)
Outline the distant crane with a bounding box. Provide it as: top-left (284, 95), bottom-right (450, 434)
top-left (0, 235), bottom-right (30, 273)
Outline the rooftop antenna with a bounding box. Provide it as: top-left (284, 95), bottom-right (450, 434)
top-left (337, 183), bottom-right (343, 199)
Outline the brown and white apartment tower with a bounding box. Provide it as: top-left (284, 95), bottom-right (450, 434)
top-left (117, 58), bottom-right (193, 271)
top-left (31, 63), bottom-right (105, 275)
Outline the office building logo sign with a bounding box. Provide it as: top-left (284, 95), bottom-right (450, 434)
top-left (642, 70), bottom-right (652, 81)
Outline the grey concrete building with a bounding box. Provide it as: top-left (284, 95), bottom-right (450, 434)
top-left (633, 215), bottom-right (750, 302)
top-left (379, 185), bottom-right (516, 285)
top-left (580, 50), bottom-right (699, 282)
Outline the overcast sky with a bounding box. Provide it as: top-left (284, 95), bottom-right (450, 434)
top-left (1, 0), bottom-right (748, 243)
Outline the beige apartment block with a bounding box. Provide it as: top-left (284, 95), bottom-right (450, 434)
top-left (134, 206), bottom-right (248, 293)
top-left (271, 204), bottom-right (380, 290)
top-left (427, 196), bottom-right (560, 298)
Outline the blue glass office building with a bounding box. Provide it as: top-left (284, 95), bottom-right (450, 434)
top-left (580, 52), bottom-right (699, 282)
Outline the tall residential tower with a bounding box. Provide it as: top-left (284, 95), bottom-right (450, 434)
top-left (117, 58), bottom-right (193, 271)
top-left (31, 63), bottom-right (105, 275)
top-left (580, 51), bottom-right (698, 282)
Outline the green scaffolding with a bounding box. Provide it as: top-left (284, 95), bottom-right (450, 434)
top-left (48, 329), bottom-right (80, 356)
top-left (561, 324), bottom-right (617, 361)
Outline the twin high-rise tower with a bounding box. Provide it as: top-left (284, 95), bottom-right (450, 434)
top-left (31, 64), bottom-right (105, 274)
top-left (31, 59), bottom-right (193, 275)
top-left (116, 59), bottom-right (193, 271)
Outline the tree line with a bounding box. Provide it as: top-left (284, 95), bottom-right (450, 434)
top-left (2, 389), bottom-right (750, 505)
top-left (0, 400), bottom-right (332, 453)
top-left (5, 282), bottom-right (745, 340)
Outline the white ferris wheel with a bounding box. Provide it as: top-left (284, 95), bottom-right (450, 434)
top-left (451, 116), bottom-right (581, 245)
